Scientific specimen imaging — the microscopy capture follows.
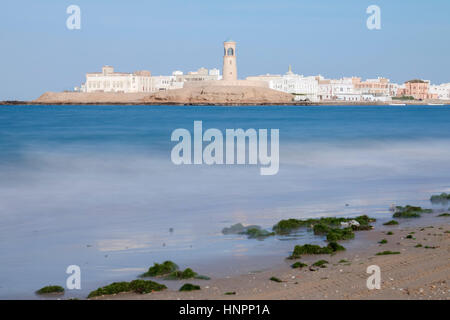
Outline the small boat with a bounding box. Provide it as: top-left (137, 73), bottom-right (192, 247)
top-left (427, 103), bottom-right (444, 106)
top-left (389, 103), bottom-right (406, 106)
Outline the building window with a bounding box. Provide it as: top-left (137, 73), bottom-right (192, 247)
top-left (227, 48), bottom-right (234, 56)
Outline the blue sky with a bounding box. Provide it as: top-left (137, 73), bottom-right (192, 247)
top-left (1, 0), bottom-right (449, 100)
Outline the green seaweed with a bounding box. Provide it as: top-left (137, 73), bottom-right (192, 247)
top-left (376, 251), bottom-right (400, 256)
top-left (312, 223), bottom-right (355, 242)
top-left (244, 228), bottom-right (275, 239)
top-left (88, 280), bottom-right (166, 298)
top-left (326, 227), bottom-right (355, 242)
top-left (414, 244), bottom-right (423, 248)
top-left (165, 268), bottom-right (203, 280)
top-left (351, 224), bottom-right (373, 231)
top-left (141, 262), bottom-right (208, 280)
top-left (430, 193), bottom-right (450, 204)
top-left (291, 262), bottom-right (308, 269)
top-left (222, 223), bottom-right (259, 234)
top-left (179, 283), bottom-right (200, 292)
top-left (36, 285), bottom-right (64, 295)
top-left (129, 280), bottom-right (167, 294)
top-left (166, 268), bottom-right (197, 279)
top-left (353, 215), bottom-right (376, 226)
top-left (222, 223), bottom-right (274, 239)
top-left (378, 239), bottom-right (388, 244)
top-left (383, 220), bottom-right (399, 226)
top-left (387, 231), bottom-right (394, 235)
top-left (272, 215), bottom-right (375, 235)
top-left (438, 213), bottom-right (450, 217)
top-left (312, 223), bottom-right (331, 234)
top-left (312, 260), bottom-right (329, 268)
top-left (289, 242), bottom-right (345, 259)
top-left (224, 291), bottom-right (236, 295)
top-left (140, 261), bottom-right (178, 277)
top-left (327, 241), bottom-right (346, 252)
top-left (270, 276), bottom-right (282, 283)
top-left (272, 219), bottom-right (310, 234)
top-left (393, 205), bottom-right (432, 218)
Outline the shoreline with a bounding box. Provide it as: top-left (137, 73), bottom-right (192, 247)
top-left (1, 100), bottom-right (450, 106)
top-left (91, 216), bottom-right (449, 300)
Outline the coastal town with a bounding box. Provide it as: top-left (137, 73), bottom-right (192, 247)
top-left (72, 40), bottom-right (450, 104)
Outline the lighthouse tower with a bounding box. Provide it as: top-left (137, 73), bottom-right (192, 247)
top-left (222, 39), bottom-right (237, 81)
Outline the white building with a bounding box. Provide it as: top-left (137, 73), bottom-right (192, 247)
top-left (83, 66), bottom-right (152, 93)
top-left (81, 66), bottom-right (223, 93)
top-left (318, 77), bottom-right (361, 101)
top-left (209, 68), bottom-right (221, 77)
top-left (332, 78), bottom-right (360, 101)
top-left (317, 76), bottom-right (397, 102)
top-left (150, 74), bottom-right (184, 92)
top-left (174, 67), bottom-right (222, 83)
top-left (246, 66), bottom-right (319, 102)
top-left (429, 83), bottom-right (450, 100)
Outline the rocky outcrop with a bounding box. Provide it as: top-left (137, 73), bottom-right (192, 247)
top-left (33, 85), bottom-right (294, 105)
top-left (142, 85), bottom-right (293, 105)
top-left (34, 92), bottom-right (151, 104)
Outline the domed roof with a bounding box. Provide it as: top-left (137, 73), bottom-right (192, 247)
top-left (224, 37), bottom-right (235, 42)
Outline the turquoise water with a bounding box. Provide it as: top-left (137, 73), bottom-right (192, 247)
top-left (0, 105), bottom-right (450, 298)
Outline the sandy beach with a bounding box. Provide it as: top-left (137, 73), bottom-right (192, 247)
top-left (92, 220), bottom-right (449, 300)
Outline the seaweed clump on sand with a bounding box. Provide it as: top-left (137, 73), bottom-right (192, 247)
top-left (165, 268), bottom-right (210, 280)
top-left (88, 280), bottom-right (166, 298)
top-left (291, 262), bottom-right (308, 269)
top-left (245, 228), bottom-right (276, 239)
top-left (325, 227), bottom-right (355, 242)
top-left (141, 261), bottom-right (209, 280)
top-left (36, 285), bottom-right (65, 295)
top-left (352, 215), bottom-right (377, 227)
top-left (222, 223), bottom-right (275, 239)
top-left (289, 242), bottom-right (345, 259)
top-left (438, 213), bottom-right (450, 217)
top-left (272, 219), bottom-right (311, 234)
top-left (430, 193), bottom-right (450, 204)
top-left (383, 220), bottom-right (399, 226)
top-left (140, 261), bottom-right (178, 277)
top-left (273, 215), bottom-right (375, 243)
top-left (393, 205), bottom-right (432, 218)
top-left (179, 284), bottom-right (200, 292)
top-left (375, 251), bottom-right (400, 256)
top-left (312, 260), bottom-right (329, 268)
top-left (312, 223), bottom-right (355, 241)
top-left (269, 277), bottom-right (283, 283)
top-left (273, 217), bottom-right (348, 235)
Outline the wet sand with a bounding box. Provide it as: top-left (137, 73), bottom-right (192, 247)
top-left (93, 220), bottom-right (449, 300)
